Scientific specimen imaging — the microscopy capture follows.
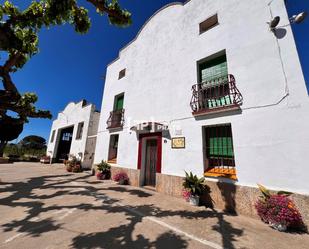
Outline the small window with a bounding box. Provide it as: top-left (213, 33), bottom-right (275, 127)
top-left (76, 122), bottom-right (84, 140)
top-left (108, 134), bottom-right (119, 163)
top-left (199, 14), bottom-right (218, 34)
top-left (50, 130), bottom-right (56, 143)
top-left (204, 124), bottom-right (237, 180)
top-left (118, 68), bottom-right (126, 80)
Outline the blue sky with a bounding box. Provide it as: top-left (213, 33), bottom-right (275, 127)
top-left (2, 0), bottom-right (308, 142)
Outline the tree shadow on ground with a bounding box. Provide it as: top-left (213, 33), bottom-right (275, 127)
top-left (108, 186), bottom-right (153, 198)
top-left (71, 215), bottom-right (188, 249)
top-left (0, 171), bottom-right (243, 248)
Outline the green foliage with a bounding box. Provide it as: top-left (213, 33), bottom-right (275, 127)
top-left (0, 116), bottom-right (24, 142)
top-left (19, 135), bottom-right (46, 150)
top-left (97, 160), bottom-right (111, 173)
top-left (0, 0), bottom-right (131, 144)
top-left (3, 143), bottom-right (46, 159)
top-left (257, 183), bottom-right (293, 200)
top-left (182, 171), bottom-right (206, 196)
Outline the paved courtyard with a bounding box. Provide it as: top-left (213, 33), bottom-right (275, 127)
top-left (0, 163), bottom-right (309, 249)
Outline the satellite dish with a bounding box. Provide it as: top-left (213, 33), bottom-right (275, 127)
top-left (294, 12), bottom-right (307, 24)
top-left (269, 16), bottom-right (281, 29)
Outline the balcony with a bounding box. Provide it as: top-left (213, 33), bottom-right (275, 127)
top-left (106, 109), bottom-right (125, 129)
top-left (190, 74), bottom-right (243, 116)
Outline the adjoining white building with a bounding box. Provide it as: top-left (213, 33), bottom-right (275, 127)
top-left (47, 100), bottom-right (100, 169)
top-left (94, 0), bottom-right (309, 222)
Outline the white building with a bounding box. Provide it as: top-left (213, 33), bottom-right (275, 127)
top-left (47, 100), bottom-right (100, 169)
top-left (94, 0), bottom-right (309, 221)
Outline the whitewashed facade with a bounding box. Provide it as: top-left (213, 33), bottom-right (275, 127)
top-left (47, 100), bottom-right (100, 169)
top-left (94, 0), bottom-right (309, 198)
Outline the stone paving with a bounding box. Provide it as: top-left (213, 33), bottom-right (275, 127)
top-left (0, 162), bottom-right (309, 249)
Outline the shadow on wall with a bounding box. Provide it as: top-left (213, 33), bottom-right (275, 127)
top-left (217, 180), bottom-right (237, 214)
top-left (274, 28), bottom-right (287, 39)
top-left (200, 180), bottom-right (237, 214)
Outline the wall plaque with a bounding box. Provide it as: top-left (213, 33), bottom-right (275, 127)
top-left (171, 137), bottom-right (185, 149)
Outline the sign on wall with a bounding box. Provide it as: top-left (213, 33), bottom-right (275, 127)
top-left (171, 137), bottom-right (185, 149)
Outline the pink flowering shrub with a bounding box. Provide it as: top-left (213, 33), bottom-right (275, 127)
top-left (96, 172), bottom-right (103, 180)
top-left (255, 194), bottom-right (304, 230)
top-left (113, 172), bottom-right (129, 185)
top-left (182, 189), bottom-right (192, 202)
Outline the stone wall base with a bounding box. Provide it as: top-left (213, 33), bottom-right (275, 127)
top-left (0, 157), bottom-right (9, 164)
top-left (109, 165), bottom-right (309, 227)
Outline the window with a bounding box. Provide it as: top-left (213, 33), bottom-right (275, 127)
top-left (204, 124), bottom-right (236, 180)
top-left (50, 130), bottom-right (56, 143)
top-left (199, 14), bottom-right (218, 34)
top-left (108, 134), bottom-right (119, 163)
top-left (62, 132), bottom-right (72, 141)
top-left (76, 122), bottom-right (84, 140)
top-left (114, 94), bottom-right (124, 111)
top-left (118, 68), bottom-right (126, 79)
top-left (198, 52), bottom-right (231, 109)
top-left (199, 53), bottom-right (228, 83)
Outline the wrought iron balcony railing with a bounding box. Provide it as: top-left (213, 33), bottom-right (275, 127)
top-left (190, 74), bottom-right (243, 116)
top-left (106, 109), bottom-right (125, 129)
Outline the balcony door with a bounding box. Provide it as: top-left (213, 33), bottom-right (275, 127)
top-left (107, 94), bottom-right (125, 129)
top-left (198, 53), bottom-right (231, 109)
top-left (114, 94), bottom-right (124, 111)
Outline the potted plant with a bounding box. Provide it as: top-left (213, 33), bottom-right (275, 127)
top-left (182, 171), bottom-right (206, 206)
top-left (182, 188), bottom-right (192, 202)
top-left (255, 184), bottom-right (305, 232)
top-left (65, 155), bottom-right (82, 173)
top-left (40, 155), bottom-right (50, 164)
top-left (96, 160), bottom-right (111, 180)
top-left (113, 171), bottom-right (129, 185)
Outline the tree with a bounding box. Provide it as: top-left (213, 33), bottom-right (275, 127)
top-left (19, 135), bottom-right (46, 150)
top-left (0, 0), bottom-right (131, 156)
top-left (0, 116), bottom-right (23, 157)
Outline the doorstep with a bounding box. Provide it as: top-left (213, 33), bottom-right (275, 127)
top-left (142, 185), bottom-right (156, 192)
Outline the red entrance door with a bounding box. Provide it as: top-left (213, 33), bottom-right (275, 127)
top-left (144, 139), bottom-right (157, 187)
top-left (137, 132), bottom-right (162, 187)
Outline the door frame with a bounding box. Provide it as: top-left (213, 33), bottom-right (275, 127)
top-left (137, 132), bottom-right (162, 175)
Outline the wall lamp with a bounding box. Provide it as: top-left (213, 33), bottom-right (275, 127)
top-left (269, 11), bottom-right (307, 31)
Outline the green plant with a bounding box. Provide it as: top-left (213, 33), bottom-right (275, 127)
top-left (0, 1), bottom-right (132, 151)
top-left (182, 171), bottom-right (206, 196)
top-left (97, 160), bottom-right (111, 173)
top-left (257, 184), bottom-right (293, 200)
top-left (65, 155), bottom-right (82, 173)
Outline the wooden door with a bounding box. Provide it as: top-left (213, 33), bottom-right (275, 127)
top-left (144, 139), bottom-right (157, 187)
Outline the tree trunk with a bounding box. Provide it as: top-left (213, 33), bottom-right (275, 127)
top-left (0, 141), bottom-right (7, 157)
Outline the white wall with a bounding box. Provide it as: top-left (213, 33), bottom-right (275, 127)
top-left (47, 101), bottom-right (100, 168)
top-left (94, 0), bottom-right (309, 194)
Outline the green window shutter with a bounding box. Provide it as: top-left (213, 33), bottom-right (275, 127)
top-left (115, 96), bottom-right (124, 110)
top-left (199, 55), bottom-right (228, 83)
top-left (227, 137), bottom-right (234, 157)
top-left (208, 127), bottom-right (234, 157)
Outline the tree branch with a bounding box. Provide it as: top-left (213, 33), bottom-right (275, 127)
top-left (86, 0), bottom-right (130, 24)
top-left (0, 67), bottom-right (19, 93)
top-left (3, 52), bottom-right (23, 72)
